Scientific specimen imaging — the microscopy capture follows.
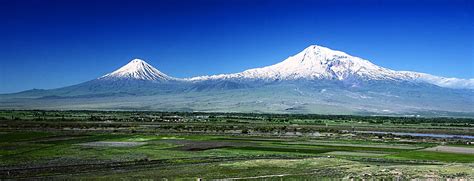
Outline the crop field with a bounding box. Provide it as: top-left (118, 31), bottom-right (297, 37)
top-left (0, 110), bottom-right (473, 179)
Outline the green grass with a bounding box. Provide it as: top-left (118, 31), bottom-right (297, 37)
top-left (230, 146), bottom-right (334, 155)
top-left (386, 150), bottom-right (474, 163)
top-left (1, 128), bottom-right (473, 179)
top-left (0, 131), bottom-right (54, 142)
top-left (74, 157), bottom-right (474, 179)
top-left (269, 142), bottom-right (410, 153)
top-left (0, 131), bottom-right (454, 167)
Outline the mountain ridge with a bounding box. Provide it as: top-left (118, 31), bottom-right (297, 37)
top-left (6, 44), bottom-right (474, 92)
top-left (182, 45), bottom-right (472, 90)
top-left (1, 44), bottom-right (472, 116)
top-left (91, 45), bottom-right (473, 90)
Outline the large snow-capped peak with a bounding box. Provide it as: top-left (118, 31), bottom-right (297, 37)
top-left (100, 59), bottom-right (173, 81)
top-left (189, 45), bottom-right (474, 89)
top-left (190, 45), bottom-right (400, 81)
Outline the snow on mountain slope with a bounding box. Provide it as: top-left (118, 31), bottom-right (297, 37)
top-left (89, 46), bottom-right (473, 89)
top-left (400, 71), bottom-right (474, 90)
top-left (100, 59), bottom-right (174, 81)
top-left (189, 45), bottom-right (474, 89)
top-left (189, 45), bottom-right (400, 81)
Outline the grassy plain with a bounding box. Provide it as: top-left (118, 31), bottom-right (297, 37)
top-left (0, 110), bottom-right (473, 179)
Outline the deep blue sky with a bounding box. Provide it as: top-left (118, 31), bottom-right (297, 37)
top-left (0, 0), bottom-right (472, 93)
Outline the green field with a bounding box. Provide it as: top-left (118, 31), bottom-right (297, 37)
top-left (0, 110), bottom-right (473, 179)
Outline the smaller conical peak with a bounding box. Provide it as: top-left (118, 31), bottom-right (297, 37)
top-left (123, 58), bottom-right (148, 68)
top-left (114, 58), bottom-right (153, 73)
top-left (100, 58), bottom-right (173, 81)
top-left (129, 58), bottom-right (147, 64)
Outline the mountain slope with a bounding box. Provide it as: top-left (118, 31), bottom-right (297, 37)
top-left (0, 59), bottom-right (184, 98)
top-left (100, 59), bottom-right (174, 81)
top-left (190, 45), bottom-right (474, 90)
top-left (0, 45), bottom-right (472, 116)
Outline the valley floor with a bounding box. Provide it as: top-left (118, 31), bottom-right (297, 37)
top-left (0, 110), bottom-right (473, 180)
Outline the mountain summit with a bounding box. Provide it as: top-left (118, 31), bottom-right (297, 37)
top-left (1, 45), bottom-right (472, 116)
top-left (191, 45), bottom-right (394, 81)
top-left (190, 45), bottom-right (474, 89)
top-left (262, 44), bottom-right (391, 81)
top-left (100, 59), bottom-right (173, 81)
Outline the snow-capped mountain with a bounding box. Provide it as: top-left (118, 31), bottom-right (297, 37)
top-left (100, 58), bottom-right (174, 81)
top-left (190, 45), bottom-right (474, 89)
top-left (1, 45), bottom-right (472, 116)
top-left (93, 46), bottom-right (473, 90)
top-left (190, 45), bottom-right (395, 81)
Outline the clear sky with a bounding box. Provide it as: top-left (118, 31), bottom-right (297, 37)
top-left (0, 0), bottom-right (472, 93)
